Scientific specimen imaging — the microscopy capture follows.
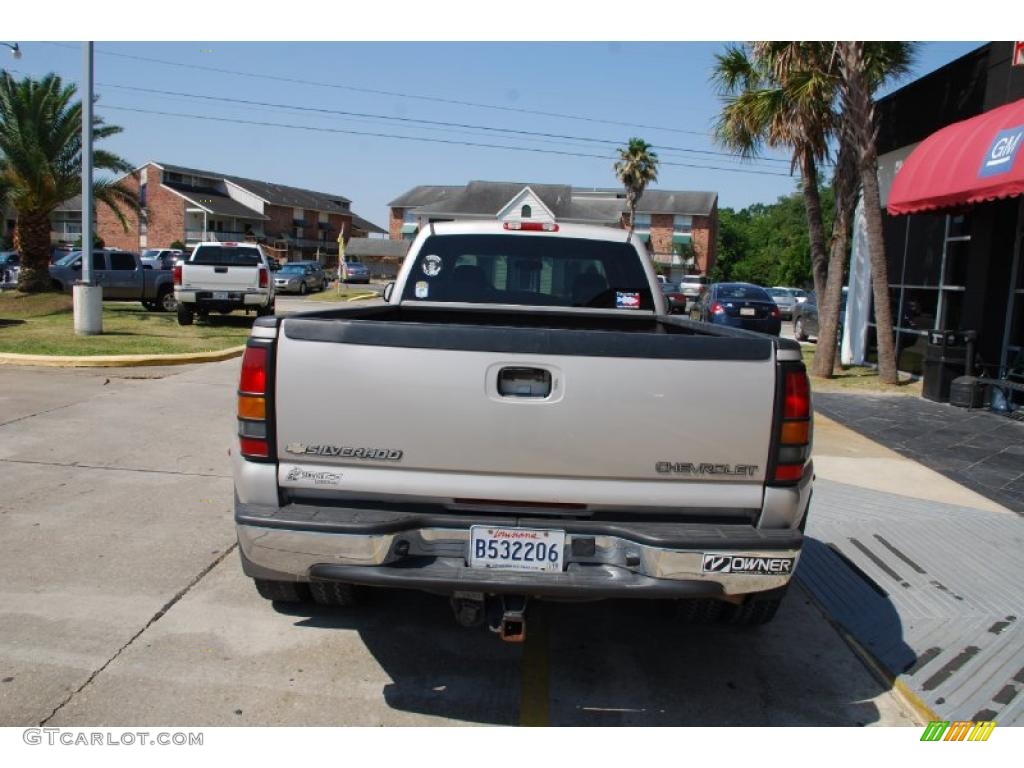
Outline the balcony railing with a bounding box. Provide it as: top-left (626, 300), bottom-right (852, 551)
top-left (185, 230), bottom-right (264, 243)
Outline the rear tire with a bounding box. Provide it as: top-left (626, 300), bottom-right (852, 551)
top-left (256, 302), bottom-right (275, 318)
top-left (177, 306), bottom-right (194, 326)
top-left (254, 579), bottom-right (310, 603)
top-left (310, 580), bottom-right (357, 607)
top-left (299, 282), bottom-right (307, 296)
top-left (157, 286), bottom-right (177, 313)
top-left (720, 597), bottom-right (782, 627)
top-left (793, 317), bottom-right (809, 341)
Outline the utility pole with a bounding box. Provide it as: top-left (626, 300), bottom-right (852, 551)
top-left (74, 41), bottom-right (102, 335)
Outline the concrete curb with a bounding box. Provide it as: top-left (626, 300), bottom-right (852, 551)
top-left (0, 345), bottom-right (246, 368)
top-left (798, 581), bottom-right (938, 726)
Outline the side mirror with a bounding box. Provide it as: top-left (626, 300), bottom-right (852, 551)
top-left (382, 282), bottom-right (395, 302)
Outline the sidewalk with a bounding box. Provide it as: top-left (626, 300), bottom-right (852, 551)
top-left (798, 410), bottom-right (1024, 725)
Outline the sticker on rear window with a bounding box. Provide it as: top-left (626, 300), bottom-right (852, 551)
top-left (422, 254), bottom-right (442, 277)
top-left (616, 292), bottom-right (641, 309)
top-left (414, 280), bottom-right (429, 298)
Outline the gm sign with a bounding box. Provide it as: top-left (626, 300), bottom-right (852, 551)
top-left (979, 125), bottom-right (1024, 178)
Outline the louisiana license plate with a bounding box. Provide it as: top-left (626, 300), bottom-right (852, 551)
top-left (740, 307), bottom-right (755, 316)
top-left (213, 291), bottom-right (228, 300)
top-left (469, 526), bottom-right (565, 572)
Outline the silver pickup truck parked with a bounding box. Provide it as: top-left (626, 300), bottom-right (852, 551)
top-left (49, 249), bottom-right (178, 312)
top-left (232, 221), bottom-right (813, 640)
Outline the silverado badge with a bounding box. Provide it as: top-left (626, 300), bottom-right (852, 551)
top-left (285, 443), bottom-right (403, 461)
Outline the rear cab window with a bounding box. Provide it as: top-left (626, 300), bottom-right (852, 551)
top-left (401, 234), bottom-right (655, 310)
top-left (190, 246), bottom-right (262, 267)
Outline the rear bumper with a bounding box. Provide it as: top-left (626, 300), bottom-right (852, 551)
top-left (713, 315), bottom-right (782, 336)
top-left (175, 289), bottom-right (271, 307)
top-left (236, 501), bottom-right (803, 600)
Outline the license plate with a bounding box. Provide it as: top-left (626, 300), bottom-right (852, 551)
top-left (740, 307), bottom-right (755, 316)
top-left (469, 526), bottom-right (565, 573)
top-left (213, 291), bottom-right (228, 300)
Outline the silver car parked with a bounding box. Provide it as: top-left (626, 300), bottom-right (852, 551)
top-left (273, 262), bottom-right (324, 295)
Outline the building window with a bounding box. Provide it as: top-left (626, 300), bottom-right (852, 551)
top-left (521, 204), bottom-right (532, 219)
top-left (867, 211), bottom-right (973, 375)
top-left (633, 213), bottom-right (651, 231)
top-left (673, 215), bottom-right (692, 234)
top-left (403, 209), bottom-right (418, 224)
top-left (139, 183), bottom-right (147, 208)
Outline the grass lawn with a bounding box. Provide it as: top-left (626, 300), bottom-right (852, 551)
top-left (803, 344), bottom-right (922, 395)
top-left (303, 287), bottom-right (379, 302)
top-left (0, 291), bottom-right (251, 356)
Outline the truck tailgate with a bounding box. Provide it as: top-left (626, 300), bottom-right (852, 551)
top-left (181, 264), bottom-right (259, 292)
top-left (273, 318), bottom-right (777, 510)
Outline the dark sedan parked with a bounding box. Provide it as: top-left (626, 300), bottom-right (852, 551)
top-left (792, 288), bottom-right (848, 342)
top-left (690, 282), bottom-right (782, 336)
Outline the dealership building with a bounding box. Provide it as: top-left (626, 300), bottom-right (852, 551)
top-left (842, 41), bottom-right (1024, 391)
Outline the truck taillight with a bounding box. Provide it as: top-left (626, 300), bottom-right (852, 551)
top-left (238, 344), bottom-right (272, 460)
top-left (771, 364), bottom-right (811, 485)
top-left (258, 267), bottom-right (268, 288)
top-left (173, 264), bottom-right (182, 286)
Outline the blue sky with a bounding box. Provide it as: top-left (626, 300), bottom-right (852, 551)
top-left (8, 41), bottom-right (984, 228)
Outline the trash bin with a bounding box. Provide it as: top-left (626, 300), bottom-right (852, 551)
top-left (949, 376), bottom-right (986, 408)
top-left (922, 330), bottom-right (975, 403)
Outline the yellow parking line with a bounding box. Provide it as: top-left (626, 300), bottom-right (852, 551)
top-left (519, 606), bottom-right (551, 726)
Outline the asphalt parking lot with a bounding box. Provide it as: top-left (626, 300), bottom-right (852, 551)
top-left (0, 360), bottom-right (915, 726)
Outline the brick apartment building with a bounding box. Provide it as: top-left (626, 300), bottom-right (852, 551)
top-left (96, 162), bottom-right (384, 261)
top-left (388, 181), bottom-right (718, 274)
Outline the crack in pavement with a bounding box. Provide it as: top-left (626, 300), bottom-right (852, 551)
top-left (0, 458), bottom-right (231, 479)
top-left (0, 399), bottom-right (100, 429)
top-left (38, 543), bottom-right (238, 726)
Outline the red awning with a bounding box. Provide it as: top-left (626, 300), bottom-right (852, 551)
top-left (887, 98), bottom-right (1024, 215)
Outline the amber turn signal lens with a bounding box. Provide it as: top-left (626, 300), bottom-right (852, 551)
top-left (237, 395), bottom-right (266, 420)
top-left (780, 421), bottom-right (810, 445)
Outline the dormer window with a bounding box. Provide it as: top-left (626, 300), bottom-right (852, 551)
top-left (521, 204), bottom-right (532, 219)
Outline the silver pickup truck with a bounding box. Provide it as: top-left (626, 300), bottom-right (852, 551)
top-left (232, 221), bottom-right (813, 640)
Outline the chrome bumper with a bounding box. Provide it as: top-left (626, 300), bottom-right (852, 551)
top-left (237, 521), bottom-right (800, 599)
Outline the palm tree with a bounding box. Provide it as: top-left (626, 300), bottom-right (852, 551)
top-left (711, 43), bottom-right (833, 300)
top-left (614, 138), bottom-right (659, 236)
top-left (0, 72), bottom-right (139, 292)
top-left (836, 41), bottom-right (914, 385)
top-left (811, 124), bottom-right (860, 378)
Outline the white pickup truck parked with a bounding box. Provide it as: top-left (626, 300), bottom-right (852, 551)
top-left (174, 242), bottom-right (275, 325)
top-left (231, 221), bottom-right (813, 640)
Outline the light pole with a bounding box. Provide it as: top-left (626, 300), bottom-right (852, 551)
top-left (1, 42), bottom-right (21, 59)
top-left (73, 41), bottom-right (102, 335)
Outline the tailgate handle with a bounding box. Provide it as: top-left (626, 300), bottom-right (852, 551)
top-left (214, 266), bottom-right (228, 273)
top-left (497, 367), bottom-right (552, 398)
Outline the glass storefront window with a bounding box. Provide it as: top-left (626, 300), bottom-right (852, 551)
top-left (942, 290), bottom-right (965, 330)
top-left (947, 212), bottom-right (971, 238)
top-left (883, 212), bottom-right (907, 283)
top-left (900, 288), bottom-right (939, 332)
top-left (904, 213), bottom-right (945, 286)
top-left (943, 240), bottom-right (970, 287)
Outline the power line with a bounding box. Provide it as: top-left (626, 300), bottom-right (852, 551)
top-left (41, 41), bottom-right (718, 139)
top-left (93, 80), bottom-right (793, 168)
top-left (99, 104), bottom-right (793, 177)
